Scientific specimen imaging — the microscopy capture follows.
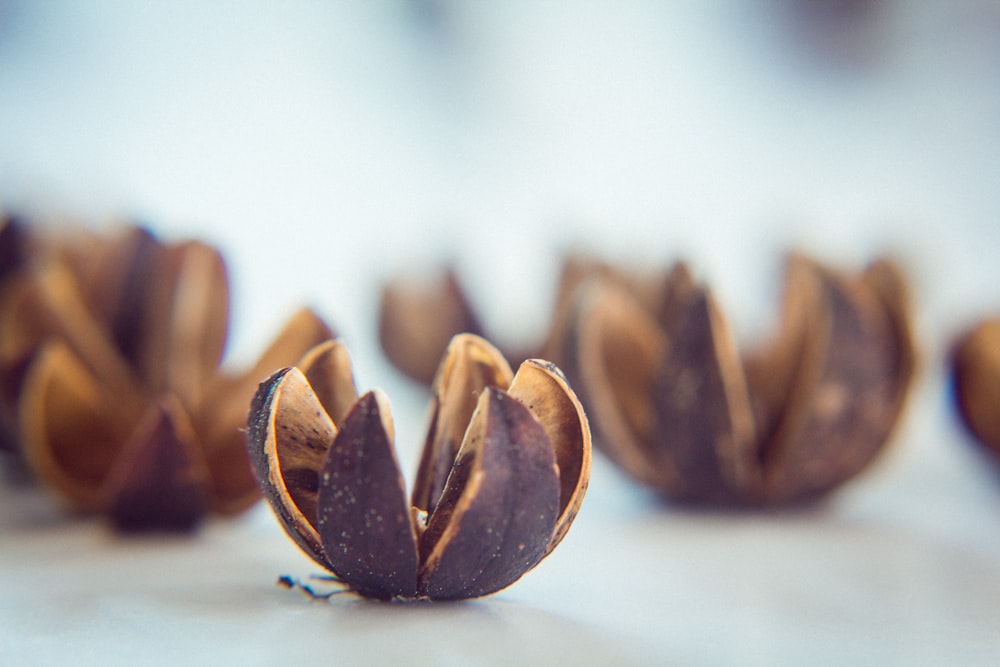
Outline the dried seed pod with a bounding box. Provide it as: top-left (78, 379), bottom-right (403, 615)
top-left (1, 222), bottom-right (336, 530)
top-left (567, 254), bottom-right (915, 507)
top-left (247, 333), bottom-right (591, 601)
top-left (952, 318), bottom-right (1000, 461)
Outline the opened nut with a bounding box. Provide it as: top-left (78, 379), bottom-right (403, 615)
top-left (246, 333), bottom-right (591, 601)
top-left (1, 222), bottom-right (334, 530)
top-left (565, 254), bottom-right (915, 506)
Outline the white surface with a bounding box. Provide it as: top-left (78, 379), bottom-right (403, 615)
top-left (1, 2), bottom-right (999, 665)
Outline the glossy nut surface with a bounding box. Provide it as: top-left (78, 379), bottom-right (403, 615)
top-left (246, 334), bottom-right (591, 601)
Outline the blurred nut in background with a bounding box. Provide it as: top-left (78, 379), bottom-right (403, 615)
top-left (0, 219), bottom-right (334, 531)
top-left (564, 253), bottom-right (916, 507)
top-left (952, 318), bottom-right (1000, 461)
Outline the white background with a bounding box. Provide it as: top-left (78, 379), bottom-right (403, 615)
top-left (1, 2), bottom-right (999, 665)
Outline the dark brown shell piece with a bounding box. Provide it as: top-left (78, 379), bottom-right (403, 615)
top-left (412, 334), bottom-right (513, 517)
top-left (0, 215), bottom-right (27, 278)
top-left (106, 400), bottom-right (208, 532)
top-left (317, 391), bottom-right (418, 600)
top-left (418, 389), bottom-right (559, 600)
top-left (653, 288), bottom-right (759, 505)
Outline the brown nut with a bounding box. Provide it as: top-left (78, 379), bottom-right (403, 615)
top-left (952, 318), bottom-right (1000, 460)
top-left (565, 253), bottom-right (915, 507)
top-left (2, 222), bottom-right (335, 530)
top-left (246, 333), bottom-right (591, 601)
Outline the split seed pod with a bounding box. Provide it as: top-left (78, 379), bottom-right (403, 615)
top-left (566, 254), bottom-right (915, 506)
top-left (1, 223), bottom-right (335, 529)
top-left (246, 333), bottom-right (591, 601)
top-left (952, 318), bottom-right (1000, 462)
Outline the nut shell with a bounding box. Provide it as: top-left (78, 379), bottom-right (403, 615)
top-left (566, 254), bottom-right (915, 506)
top-left (318, 391), bottom-right (419, 600)
top-left (246, 334), bottom-right (591, 601)
top-left (3, 222), bottom-right (335, 529)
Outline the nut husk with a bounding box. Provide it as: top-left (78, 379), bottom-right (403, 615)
top-left (565, 253), bottom-right (916, 506)
top-left (246, 333), bottom-right (591, 601)
top-left (1, 221), bottom-right (335, 529)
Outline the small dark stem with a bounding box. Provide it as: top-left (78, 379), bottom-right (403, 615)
top-left (276, 574), bottom-right (350, 601)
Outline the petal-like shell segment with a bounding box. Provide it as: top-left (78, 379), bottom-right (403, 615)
top-left (298, 340), bottom-right (359, 428)
top-left (66, 225), bottom-right (153, 341)
top-left (105, 399), bottom-right (208, 532)
top-left (743, 255), bottom-right (815, 449)
top-left (572, 280), bottom-right (674, 488)
top-left (507, 359), bottom-right (590, 554)
top-left (86, 227), bottom-right (166, 381)
top-left (201, 415), bottom-right (262, 517)
top-left (654, 288), bottom-right (759, 503)
top-left (31, 262), bottom-right (138, 396)
top-left (762, 266), bottom-right (899, 503)
top-left (243, 308), bottom-right (337, 390)
top-left (19, 342), bottom-right (133, 510)
top-left (541, 256), bottom-right (672, 372)
top-left (412, 333), bottom-right (513, 516)
top-left (317, 391), bottom-right (419, 600)
top-left (862, 258), bottom-right (917, 415)
top-left (379, 268), bottom-right (485, 385)
top-left (418, 388), bottom-right (559, 600)
top-left (246, 367), bottom-right (336, 569)
top-left (0, 275), bottom-right (50, 449)
top-left (149, 240), bottom-right (230, 407)
top-left (200, 312), bottom-right (336, 515)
